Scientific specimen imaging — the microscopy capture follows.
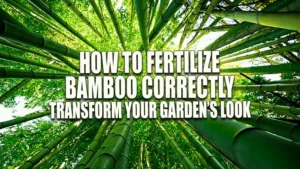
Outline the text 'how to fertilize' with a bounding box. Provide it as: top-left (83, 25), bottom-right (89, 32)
top-left (49, 51), bottom-right (251, 120)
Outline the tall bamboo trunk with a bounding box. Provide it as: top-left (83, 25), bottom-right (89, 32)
top-left (18, 121), bottom-right (82, 169)
top-left (138, 143), bottom-right (144, 169)
top-left (221, 62), bottom-right (300, 74)
top-left (86, 119), bottom-right (133, 168)
top-left (237, 114), bottom-right (300, 142)
top-left (103, 0), bottom-right (127, 50)
top-left (115, 130), bottom-right (132, 169)
top-left (187, 117), bottom-right (300, 169)
top-left (0, 111), bottom-right (50, 129)
top-left (75, 120), bottom-right (110, 169)
top-left (0, 19), bottom-right (80, 60)
top-left (0, 79), bottom-right (31, 103)
top-left (28, 0), bottom-right (99, 50)
top-left (88, 0), bottom-right (110, 37)
top-left (0, 68), bottom-right (78, 79)
top-left (135, 0), bottom-right (149, 50)
top-left (0, 51), bottom-right (69, 72)
top-left (145, 144), bottom-right (152, 169)
top-left (211, 11), bottom-right (300, 31)
top-left (232, 83), bottom-right (300, 92)
top-left (155, 120), bottom-right (195, 169)
top-left (178, 121), bottom-right (225, 169)
top-left (61, 0), bottom-right (103, 38)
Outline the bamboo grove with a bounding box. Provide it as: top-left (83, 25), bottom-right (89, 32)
top-left (0, 0), bottom-right (299, 169)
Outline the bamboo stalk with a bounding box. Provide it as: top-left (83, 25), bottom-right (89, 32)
top-left (115, 130), bottom-right (132, 169)
top-left (237, 114), bottom-right (300, 142)
top-left (250, 102), bottom-right (300, 115)
top-left (149, 0), bottom-right (187, 43)
top-left (87, 119), bottom-right (133, 168)
top-left (154, 0), bottom-right (169, 26)
top-left (0, 79), bottom-right (30, 103)
top-left (221, 62), bottom-right (300, 74)
top-left (135, 0), bottom-right (149, 50)
top-left (145, 144), bottom-right (152, 169)
top-left (19, 121), bottom-right (82, 169)
top-left (221, 42), bottom-right (300, 64)
top-left (0, 110), bottom-right (49, 129)
top-left (232, 83), bottom-right (300, 92)
top-left (0, 68), bottom-right (77, 79)
top-left (211, 11), bottom-right (300, 31)
top-left (191, 25), bottom-right (235, 33)
top-left (88, 0), bottom-right (110, 37)
top-left (0, 51), bottom-right (69, 72)
top-left (221, 33), bottom-right (300, 60)
top-left (137, 142), bottom-right (144, 169)
top-left (103, 0), bottom-right (127, 50)
top-left (178, 121), bottom-right (225, 169)
top-left (4, 0), bottom-right (74, 40)
top-left (48, 52), bottom-right (79, 72)
top-left (0, 38), bottom-right (53, 60)
top-left (0, 19), bottom-right (80, 60)
top-left (266, 78), bottom-right (300, 84)
top-left (187, 117), bottom-right (300, 169)
top-left (75, 120), bottom-right (110, 169)
top-left (61, 0), bottom-right (103, 38)
top-left (33, 126), bottom-right (93, 169)
top-left (28, 0), bottom-right (99, 50)
top-left (205, 0), bottom-right (296, 50)
top-left (219, 27), bottom-right (275, 54)
top-left (190, 0), bottom-right (220, 44)
top-left (178, 0), bottom-right (206, 49)
top-left (155, 120), bottom-right (195, 169)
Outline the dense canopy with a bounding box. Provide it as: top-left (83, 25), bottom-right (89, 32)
top-left (0, 0), bottom-right (300, 169)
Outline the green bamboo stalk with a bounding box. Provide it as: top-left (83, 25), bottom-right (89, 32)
top-left (155, 120), bottom-right (195, 169)
top-left (19, 121), bottom-right (82, 169)
top-left (149, 0), bottom-right (187, 43)
top-left (185, 16), bottom-right (225, 50)
top-left (0, 68), bottom-right (77, 79)
top-left (154, 0), bottom-right (169, 26)
top-left (0, 51), bottom-right (69, 72)
top-left (103, 0), bottom-right (127, 50)
top-left (48, 52), bottom-right (79, 72)
top-left (160, 3), bottom-right (196, 49)
top-left (87, 119), bottom-right (133, 168)
top-left (4, 0), bottom-right (74, 40)
top-left (221, 62), bottom-right (300, 74)
top-left (28, 0), bottom-right (99, 50)
top-left (88, 0), bottom-right (110, 37)
top-left (0, 38), bottom-right (53, 60)
top-left (232, 83), bottom-right (300, 92)
top-left (178, 0), bottom-right (206, 49)
top-left (75, 120), bottom-right (110, 169)
top-left (115, 130), bottom-right (132, 169)
top-left (135, 0), bottom-right (149, 50)
top-left (0, 110), bottom-right (49, 129)
top-left (145, 144), bottom-right (152, 169)
top-left (221, 42), bottom-right (300, 64)
top-left (187, 117), bottom-right (300, 169)
top-left (0, 79), bottom-right (30, 103)
top-left (219, 27), bottom-right (274, 54)
top-left (178, 121), bottom-right (225, 169)
top-left (237, 114), bottom-right (300, 142)
top-left (137, 143), bottom-right (143, 169)
top-left (33, 126), bottom-right (93, 169)
top-left (191, 25), bottom-right (235, 33)
top-left (266, 78), bottom-right (300, 84)
top-left (0, 7), bottom-right (24, 28)
top-left (0, 19), bottom-right (80, 60)
top-left (61, 0), bottom-right (103, 38)
top-left (189, 0), bottom-right (220, 47)
top-left (250, 102), bottom-right (300, 115)
top-left (148, 0), bottom-right (159, 31)
top-left (211, 11), bottom-right (300, 32)
top-left (221, 33), bottom-right (300, 60)
top-left (205, 0), bottom-right (296, 50)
